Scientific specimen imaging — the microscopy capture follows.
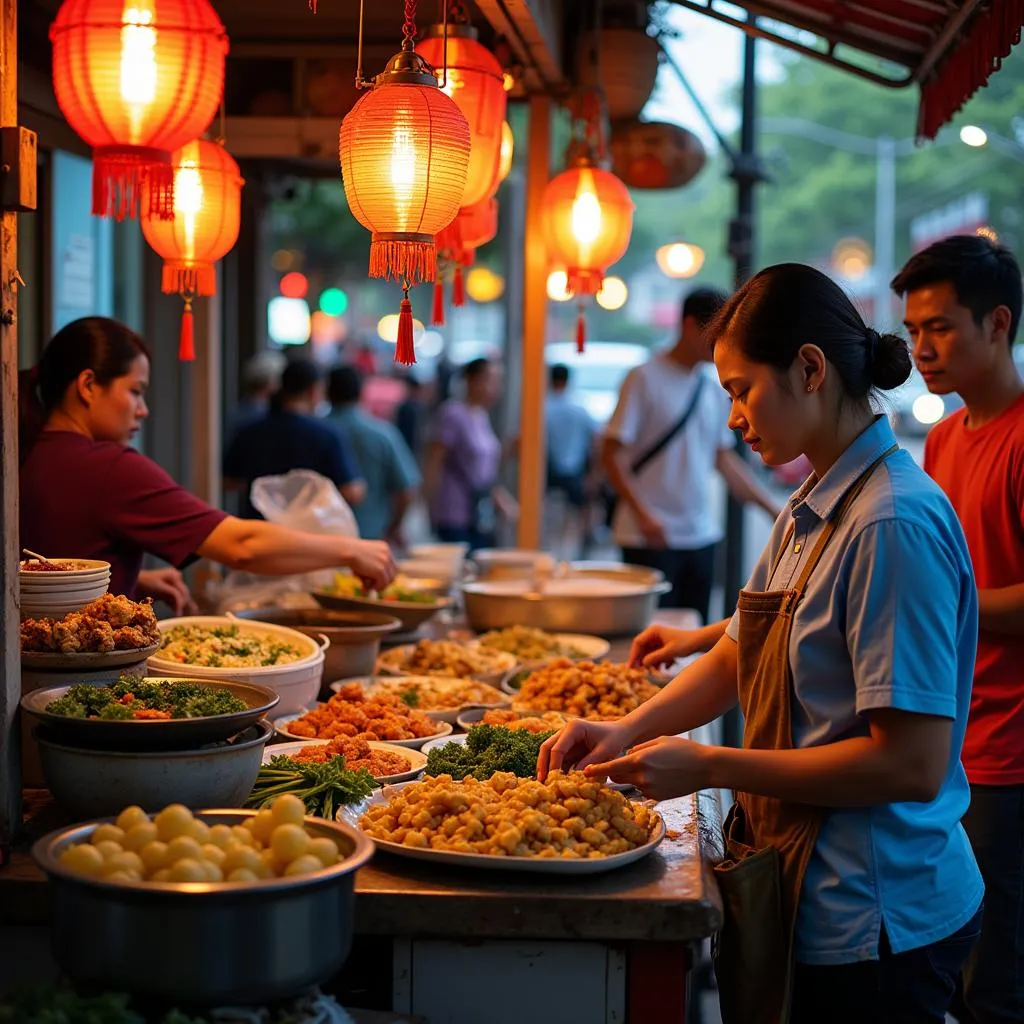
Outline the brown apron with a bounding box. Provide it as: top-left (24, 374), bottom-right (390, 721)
top-left (713, 446), bottom-right (897, 1024)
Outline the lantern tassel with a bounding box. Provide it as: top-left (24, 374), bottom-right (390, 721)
top-left (395, 288), bottom-right (417, 367)
top-left (453, 264), bottom-right (466, 307)
top-left (576, 307), bottom-right (586, 354)
top-left (431, 275), bottom-right (445, 326)
top-left (92, 151), bottom-right (175, 222)
top-left (370, 237), bottom-right (436, 286)
top-left (162, 263), bottom-right (217, 298)
top-left (179, 299), bottom-right (196, 362)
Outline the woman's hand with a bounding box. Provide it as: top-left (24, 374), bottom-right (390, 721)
top-left (137, 568), bottom-right (196, 615)
top-left (346, 539), bottom-right (397, 592)
top-left (630, 624), bottom-right (701, 669)
top-left (586, 736), bottom-right (713, 801)
top-left (537, 719), bottom-right (633, 780)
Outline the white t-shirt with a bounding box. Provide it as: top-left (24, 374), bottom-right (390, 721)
top-left (605, 352), bottom-right (735, 549)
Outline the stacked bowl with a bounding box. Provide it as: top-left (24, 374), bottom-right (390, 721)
top-left (19, 558), bottom-right (111, 620)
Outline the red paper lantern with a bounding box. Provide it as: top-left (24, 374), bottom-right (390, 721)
top-left (50, 0), bottom-right (228, 222)
top-left (417, 24), bottom-right (506, 208)
top-left (141, 138), bottom-right (243, 359)
top-left (339, 4), bottom-right (470, 364)
top-left (542, 160), bottom-right (634, 351)
top-left (434, 197), bottom-right (498, 317)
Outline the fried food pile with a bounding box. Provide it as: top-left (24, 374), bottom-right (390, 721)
top-left (511, 659), bottom-right (660, 720)
top-left (480, 708), bottom-right (570, 733)
top-left (20, 595), bottom-right (161, 654)
top-left (287, 682), bottom-right (440, 742)
top-left (382, 677), bottom-right (506, 711)
top-left (359, 770), bottom-right (657, 859)
top-left (377, 638), bottom-right (515, 679)
top-left (290, 735), bottom-right (413, 778)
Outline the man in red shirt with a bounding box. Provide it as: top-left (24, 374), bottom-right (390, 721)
top-left (893, 235), bottom-right (1024, 1024)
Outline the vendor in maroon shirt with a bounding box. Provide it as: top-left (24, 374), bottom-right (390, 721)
top-left (19, 317), bottom-right (396, 612)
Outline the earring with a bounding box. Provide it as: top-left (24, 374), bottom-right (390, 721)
top-left (806, 384), bottom-right (815, 393)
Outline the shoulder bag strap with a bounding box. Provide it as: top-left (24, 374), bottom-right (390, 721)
top-left (629, 374), bottom-right (707, 476)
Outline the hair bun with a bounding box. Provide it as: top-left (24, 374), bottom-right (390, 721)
top-left (869, 331), bottom-right (912, 391)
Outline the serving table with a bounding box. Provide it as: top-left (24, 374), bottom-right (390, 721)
top-left (0, 611), bottom-right (725, 1023)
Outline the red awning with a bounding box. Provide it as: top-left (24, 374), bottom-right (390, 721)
top-left (672, 0), bottom-right (1024, 138)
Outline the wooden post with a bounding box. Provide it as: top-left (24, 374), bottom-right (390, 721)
top-left (0, 0), bottom-right (22, 858)
top-left (516, 94), bottom-right (551, 550)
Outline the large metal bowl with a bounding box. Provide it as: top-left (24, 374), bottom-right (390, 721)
top-left (229, 607), bottom-right (401, 690)
top-left (462, 562), bottom-right (670, 637)
top-left (21, 677), bottom-right (280, 750)
top-left (35, 720), bottom-right (274, 818)
top-left (32, 809), bottom-right (375, 1005)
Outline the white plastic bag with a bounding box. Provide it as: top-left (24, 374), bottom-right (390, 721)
top-left (212, 470), bottom-right (358, 613)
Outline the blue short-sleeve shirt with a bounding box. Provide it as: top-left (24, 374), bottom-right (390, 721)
top-left (726, 416), bottom-right (982, 965)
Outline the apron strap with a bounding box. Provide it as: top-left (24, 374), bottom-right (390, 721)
top-left (790, 443), bottom-right (898, 598)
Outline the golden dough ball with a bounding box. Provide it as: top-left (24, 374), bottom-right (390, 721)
top-left (94, 840), bottom-right (126, 861)
top-left (200, 844), bottom-right (226, 868)
top-left (138, 840), bottom-right (170, 875)
top-left (187, 819), bottom-right (211, 845)
top-left (60, 843), bottom-right (105, 876)
top-left (154, 804), bottom-right (195, 842)
top-left (222, 846), bottom-right (263, 876)
top-left (198, 859), bottom-right (223, 882)
top-left (101, 851), bottom-right (144, 878)
top-left (270, 793), bottom-right (306, 828)
top-left (121, 822), bottom-right (159, 852)
top-left (92, 824), bottom-right (126, 847)
top-left (115, 806), bottom-right (150, 833)
top-left (165, 836), bottom-right (203, 865)
top-left (167, 858), bottom-right (207, 883)
top-left (231, 825), bottom-right (257, 848)
top-left (308, 837), bottom-right (339, 866)
top-left (150, 868), bottom-right (173, 883)
top-left (226, 867), bottom-right (259, 883)
top-left (207, 825), bottom-right (235, 849)
top-left (270, 823), bottom-right (311, 864)
top-left (247, 809), bottom-right (276, 845)
top-left (105, 870), bottom-right (138, 883)
top-left (284, 854), bottom-right (323, 877)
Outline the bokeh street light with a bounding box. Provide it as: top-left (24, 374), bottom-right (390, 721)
top-left (960, 125), bottom-right (988, 148)
top-left (546, 270), bottom-right (571, 302)
top-left (656, 242), bottom-right (705, 279)
top-left (596, 276), bottom-right (628, 310)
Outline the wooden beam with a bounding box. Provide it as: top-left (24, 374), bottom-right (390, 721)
top-left (0, 0), bottom-right (22, 859)
top-left (516, 94), bottom-right (551, 550)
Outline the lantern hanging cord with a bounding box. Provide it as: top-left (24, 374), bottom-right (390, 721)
top-left (215, 97), bottom-right (226, 146)
top-left (402, 0), bottom-right (419, 50)
top-left (355, 0), bottom-right (370, 88)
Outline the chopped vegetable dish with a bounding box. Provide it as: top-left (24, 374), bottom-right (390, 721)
top-left (424, 723), bottom-right (557, 781)
top-left (45, 677), bottom-right (248, 721)
top-left (159, 623), bottom-right (304, 668)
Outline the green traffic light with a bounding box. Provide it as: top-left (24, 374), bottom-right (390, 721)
top-left (319, 287), bottom-right (348, 317)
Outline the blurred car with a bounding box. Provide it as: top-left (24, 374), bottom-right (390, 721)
top-left (544, 341), bottom-right (650, 424)
top-left (889, 368), bottom-right (963, 437)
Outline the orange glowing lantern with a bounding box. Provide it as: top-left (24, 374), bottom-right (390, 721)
top-left (50, 0), bottom-right (228, 221)
top-left (417, 22), bottom-right (506, 208)
top-left (497, 120), bottom-right (514, 184)
top-left (542, 159), bottom-right (634, 350)
top-left (339, 1), bottom-right (470, 365)
top-left (141, 138), bottom-right (244, 360)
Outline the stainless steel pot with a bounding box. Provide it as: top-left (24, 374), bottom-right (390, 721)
top-left (468, 548), bottom-right (555, 581)
top-left (230, 608), bottom-right (401, 691)
top-left (32, 809), bottom-right (375, 1005)
top-left (462, 562), bottom-right (670, 637)
top-left (35, 719), bottom-right (273, 818)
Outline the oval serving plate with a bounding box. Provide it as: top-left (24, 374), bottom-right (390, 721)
top-left (362, 675), bottom-right (509, 724)
top-left (262, 738), bottom-right (426, 785)
top-left (357, 781), bottom-right (664, 875)
top-left (272, 711), bottom-right (453, 750)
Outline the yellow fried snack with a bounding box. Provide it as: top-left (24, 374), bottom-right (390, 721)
top-left (511, 659), bottom-right (659, 720)
top-left (378, 639), bottom-right (515, 679)
top-left (359, 770), bottom-right (657, 859)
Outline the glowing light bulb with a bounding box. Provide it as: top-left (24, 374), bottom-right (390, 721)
top-left (120, 2), bottom-right (157, 140)
top-left (389, 128), bottom-right (417, 206)
top-left (596, 276), bottom-right (627, 311)
top-left (571, 185), bottom-right (602, 247)
top-left (498, 121), bottom-right (514, 183)
top-left (173, 160), bottom-right (203, 260)
top-left (547, 270), bottom-right (571, 302)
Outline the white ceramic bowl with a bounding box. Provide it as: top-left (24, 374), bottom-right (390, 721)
top-left (20, 572), bottom-right (111, 589)
top-left (18, 558), bottom-right (111, 577)
top-left (148, 616), bottom-right (326, 716)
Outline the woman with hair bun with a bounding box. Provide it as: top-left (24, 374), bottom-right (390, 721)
top-left (19, 317), bottom-right (396, 613)
top-left (540, 264), bottom-right (982, 1022)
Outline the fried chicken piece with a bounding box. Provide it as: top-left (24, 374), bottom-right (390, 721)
top-left (79, 594), bottom-right (138, 629)
top-left (112, 625), bottom-right (150, 650)
top-left (80, 619), bottom-right (116, 653)
top-left (19, 618), bottom-right (56, 652)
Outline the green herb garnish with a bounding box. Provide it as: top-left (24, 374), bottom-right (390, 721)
top-left (424, 724), bottom-right (557, 781)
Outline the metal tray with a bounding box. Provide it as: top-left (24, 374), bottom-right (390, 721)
top-left (359, 782), bottom-right (665, 875)
top-left (311, 589), bottom-right (447, 633)
top-left (21, 677), bottom-right (280, 750)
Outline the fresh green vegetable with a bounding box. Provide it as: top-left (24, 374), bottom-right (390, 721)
top-left (246, 755), bottom-right (376, 819)
top-left (45, 677), bottom-right (248, 720)
top-left (0, 987), bottom-right (204, 1024)
top-left (398, 686), bottom-right (420, 708)
top-left (425, 724), bottom-right (557, 781)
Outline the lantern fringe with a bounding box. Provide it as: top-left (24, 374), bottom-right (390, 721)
top-left (431, 276), bottom-right (446, 326)
top-left (92, 155), bottom-right (175, 222)
top-left (179, 302), bottom-right (196, 362)
top-left (162, 264), bottom-right (217, 298)
top-left (395, 294), bottom-right (417, 367)
top-left (452, 264), bottom-right (466, 307)
top-left (370, 239), bottom-right (437, 286)
top-left (576, 308), bottom-right (586, 354)
top-left (568, 268), bottom-right (603, 297)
